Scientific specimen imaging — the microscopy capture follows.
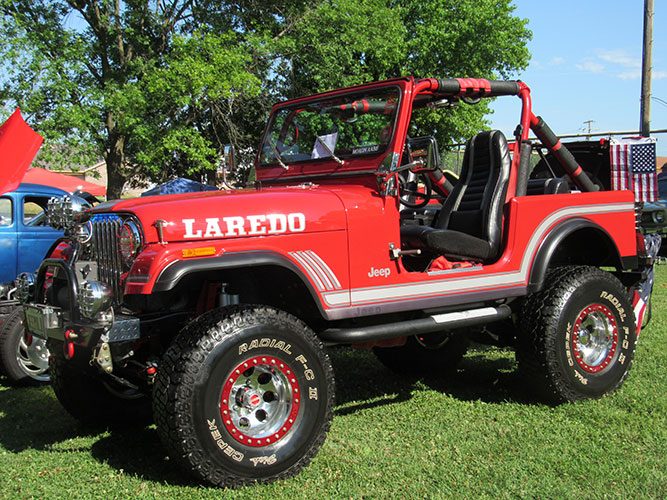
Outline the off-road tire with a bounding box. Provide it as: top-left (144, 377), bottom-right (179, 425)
top-left (373, 332), bottom-right (469, 376)
top-left (517, 266), bottom-right (637, 403)
top-left (48, 339), bottom-right (152, 427)
top-left (153, 305), bottom-right (335, 488)
top-left (0, 307), bottom-right (50, 384)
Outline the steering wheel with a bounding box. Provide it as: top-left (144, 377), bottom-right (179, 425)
top-left (398, 171), bottom-right (432, 209)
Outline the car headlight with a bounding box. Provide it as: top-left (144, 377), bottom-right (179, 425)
top-left (118, 219), bottom-right (143, 266)
top-left (78, 280), bottom-right (113, 319)
top-left (47, 195), bottom-right (91, 231)
top-left (652, 210), bottom-right (666, 224)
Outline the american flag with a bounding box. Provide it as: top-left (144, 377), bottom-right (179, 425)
top-left (610, 137), bottom-right (658, 202)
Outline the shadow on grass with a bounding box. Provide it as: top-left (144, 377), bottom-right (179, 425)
top-left (328, 344), bottom-right (537, 415)
top-left (0, 378), bottom-right (103, 452)
top-left (0, 343), bottom-right (537, 487)
top-left (89, 427), bottom-right (197, 487)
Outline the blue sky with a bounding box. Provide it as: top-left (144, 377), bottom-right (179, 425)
top-left (488, 1), bottom-right (667, 156)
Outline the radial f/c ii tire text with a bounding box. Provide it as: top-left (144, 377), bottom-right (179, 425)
top-left (153, 305), bottom-right (335, 488)
top-left (518, 266), bottom-right (637, 403)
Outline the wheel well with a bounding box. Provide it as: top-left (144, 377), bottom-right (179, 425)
top-left (127, 264), bottom-right (325, 328)
top-left (550, 227), bottom-right (621, 268)
top-left (529, 223), bottom-right (623, 291)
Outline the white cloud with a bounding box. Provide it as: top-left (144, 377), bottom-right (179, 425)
top-left (597, 49), bottom-right (641, 68)
top-left (576, 60), bottom-right (605, 73)
top-left (549, 57), bottom-right (565, 66)
top-left (617, 70), bottom-right (641, 80)
top-left (616, 70), bottom-right (667, 80)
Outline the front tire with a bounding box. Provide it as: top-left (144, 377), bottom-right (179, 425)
top-left (0, 307), bottom-right (50, 384)
top-left (517, 266), bottom-right (637, 403)
top-left (153, 305), bottom-right (334, 487)
top-left (48, 339), bottom-right (152, 426)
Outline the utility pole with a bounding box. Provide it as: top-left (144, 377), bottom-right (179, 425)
top-left (640, 0), bottom-right (653, 137)
top-left (582, 120), bottom-right (595, 140)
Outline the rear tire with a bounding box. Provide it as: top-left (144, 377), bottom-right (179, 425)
top-left (153, 305), bottom-right (335, 487)
top-left (517, 266), bottom-right (637, 403)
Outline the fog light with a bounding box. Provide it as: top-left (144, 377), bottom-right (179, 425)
top-left (16, 273), bottom-right (36, 304)
top-left (78, 280), bottom-right (113, 318)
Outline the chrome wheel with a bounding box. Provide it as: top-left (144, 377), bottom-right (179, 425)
top-left (17, 333), bottom-right (50, 382)
top-left (572, 304), bottom-right (618, 374)
top-left (220, 356), bottom-right (300, 447)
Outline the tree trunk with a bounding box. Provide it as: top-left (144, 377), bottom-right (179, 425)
top-left (105, 134), bottom-right (127, 200)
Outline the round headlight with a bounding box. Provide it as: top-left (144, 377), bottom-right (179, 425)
top-left (16, 272), bottom-right (36, 304)
top-left (652, 210), bottom-right (665, 224)
top-left (78, 280), bottom-right (113, 319)
top-left (118, 220), bottom-right (143, 265)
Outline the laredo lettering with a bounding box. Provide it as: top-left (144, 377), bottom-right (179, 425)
top-left (182, 212), bottom-right (306, 239)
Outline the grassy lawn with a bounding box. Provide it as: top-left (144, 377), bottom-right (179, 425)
top-left (1, 267), bottom-right (666, 500)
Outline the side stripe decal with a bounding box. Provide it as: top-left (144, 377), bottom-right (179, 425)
top-left (321, 202), bottom-right (634, 308)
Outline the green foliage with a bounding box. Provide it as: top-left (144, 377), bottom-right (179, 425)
top-left (0, 0), bottom-right (530, 195)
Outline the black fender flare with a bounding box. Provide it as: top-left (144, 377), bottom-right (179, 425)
top-left (527, 217), bottom-right (628, 292)
top-left (152, 250), bottom-right (329, 318)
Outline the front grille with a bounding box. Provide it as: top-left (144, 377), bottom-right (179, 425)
top-left (91, 215), bottom-right (124, 302)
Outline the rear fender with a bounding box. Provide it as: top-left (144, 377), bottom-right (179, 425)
top-left (528, 218), bottom-right (628, 292)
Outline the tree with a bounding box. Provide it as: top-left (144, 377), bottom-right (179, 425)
top-left (276, 0), bottom-right (531, 148)
top-left (0, 0), bottom-right (259, 198)
top-left (0, 0), bottom-right (530, 196)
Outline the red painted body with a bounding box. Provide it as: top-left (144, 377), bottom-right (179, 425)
top-left (84, 77), bottom-right (640, 321)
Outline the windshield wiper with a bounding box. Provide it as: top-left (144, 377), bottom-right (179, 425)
top-left (315, 136), bottom-right (344, 165)
top-left (267, 139), bottom-right (289, 170)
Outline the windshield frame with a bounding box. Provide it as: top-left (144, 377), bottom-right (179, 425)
top-left (256, 84), bottom-right (404, 173)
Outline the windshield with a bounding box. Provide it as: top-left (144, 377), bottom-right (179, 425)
top-left (259, 87), bottom-right (400, 167)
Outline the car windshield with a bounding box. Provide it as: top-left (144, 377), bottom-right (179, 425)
top-left (259, 87), bottom-right (400, 166)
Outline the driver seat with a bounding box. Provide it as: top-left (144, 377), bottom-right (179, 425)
top-left (400, 130), bottom-right (511, 262)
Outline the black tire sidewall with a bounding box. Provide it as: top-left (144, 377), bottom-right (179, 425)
top-left (548, 275), bottom-right (636, 399)
top-left (190, 320), bottom-right (332, 479)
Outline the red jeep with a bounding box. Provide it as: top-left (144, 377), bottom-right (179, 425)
top-left (17, 77), bottom-right (652, 487)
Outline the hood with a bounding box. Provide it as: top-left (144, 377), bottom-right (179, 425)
top-left (0, 109), bottom-right (44, 196)
top-left (94, 185), bottom-right (348, 243)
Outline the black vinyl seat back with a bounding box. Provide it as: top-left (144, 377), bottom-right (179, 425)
top-left (433, 130), bottom-right (511, 260)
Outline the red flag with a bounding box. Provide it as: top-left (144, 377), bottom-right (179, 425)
top-left (0, 108), bottom-right (44, 195)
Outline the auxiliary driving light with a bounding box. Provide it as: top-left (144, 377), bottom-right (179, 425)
top-left (78, 280), bottom-right (113, 319)
top-left (16, 272), bottom-right (36, 304)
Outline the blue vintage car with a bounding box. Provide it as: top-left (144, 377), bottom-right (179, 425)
top-left (0, 183), bottom-right (67, 283)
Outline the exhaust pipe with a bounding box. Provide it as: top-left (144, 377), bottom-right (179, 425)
top-left (319, 304), bottom-right (512, 344)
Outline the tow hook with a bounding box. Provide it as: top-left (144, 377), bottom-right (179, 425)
top-left (94, 342), bottom-right (113, 374)
top-left (146, 362), bottom-right (158, 384)
top-left (64, 330), bottom-right (77, 360)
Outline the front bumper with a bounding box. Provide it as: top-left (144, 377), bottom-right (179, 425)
top-left (21, 258), bottom-right (139, 347)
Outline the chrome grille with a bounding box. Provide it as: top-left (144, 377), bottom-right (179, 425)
top-left (91, 215), bottom-right (124, 301)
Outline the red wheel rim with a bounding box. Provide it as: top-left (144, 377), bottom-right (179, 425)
top-left (220, 356), bottom-right (301, 447)
top-left (571, 304), bottom-right (618, 373)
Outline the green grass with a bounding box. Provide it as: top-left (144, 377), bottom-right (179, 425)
top-left (2, 268), bottom-right (667, 500)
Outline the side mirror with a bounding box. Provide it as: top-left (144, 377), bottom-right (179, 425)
top-left (223, 144), bottom-right (236, 172)
top-left (218, 144), bottom-right (237, 188)
top-left (407, 136), bottom-right (440, 172)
